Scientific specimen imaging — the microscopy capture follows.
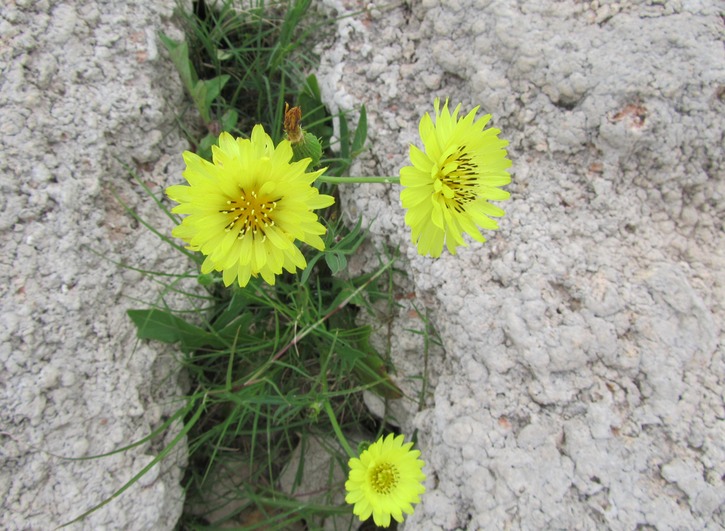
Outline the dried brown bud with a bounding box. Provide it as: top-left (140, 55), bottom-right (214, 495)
top-left (284, 103), bottom-right (304, 143)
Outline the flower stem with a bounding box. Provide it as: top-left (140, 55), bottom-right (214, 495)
top-left (324, 399), bottom-right (357, 459)
top-left (317, 176), bottom-right (400, 185)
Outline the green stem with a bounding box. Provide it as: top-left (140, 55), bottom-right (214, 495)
top-left (317, 175), bottom-right (400, 185)
top-left (324, 399), bottom-right (356, 459)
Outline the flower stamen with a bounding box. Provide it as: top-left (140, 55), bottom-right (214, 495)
top-left (221, 189), bottom-right (281, 238)
top-left (437, 145), bottom-right (479, 211)
top-left (370, 462), bottom-right (399, 494)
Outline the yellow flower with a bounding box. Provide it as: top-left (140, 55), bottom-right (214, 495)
top-left (166, 126), bottom-right (334, 287)
top-left (345, 433), bottom-right (426, 528)
top-left (400, 98), bottom-right (512, 257)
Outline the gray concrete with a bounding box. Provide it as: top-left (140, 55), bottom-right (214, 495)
top-left (317, 0), bottom-right (724, 529)
top-left (1, 1), bottom-right (189, 529)
top-left (2, 0), bottom-right (723, 529)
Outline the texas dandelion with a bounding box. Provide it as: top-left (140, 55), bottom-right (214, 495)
top-left (400, 98), bottom-right (512, 257)
top-left (345, 433), bottom-right (426, 528)
top-left (166, 125), bottom-right (334, 287)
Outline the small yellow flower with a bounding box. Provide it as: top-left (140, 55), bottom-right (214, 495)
top-left (400, 98), bottom-right (512, 257)
top-left (166, 126), bottom-right (334, 287)
top-left (345, 433), bottom-right (426, 528)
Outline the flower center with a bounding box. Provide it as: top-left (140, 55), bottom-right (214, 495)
top-left (437, 145), bottom-right (478, 212)
top-left (369, 462), bottom-right (399, 495)
top-left (220, 189), bottom-right (280, 240)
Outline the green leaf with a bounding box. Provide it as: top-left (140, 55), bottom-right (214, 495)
top-left (190, 81), bottom-right (211, 123)
top-left (302, 73), bottom-right (321, 100)
top-left (159, 34), bottom-right (230, 125)
top-left (216, 49), bottom-right (234, 61)
top-left (215, 313), bottom-right (255, 344)
top-left (351, 104), bottom-right (367, 155)
top-left (334, 327), bottom-right (402, 399)
top-left (297, 74), bottom-right (333, 148)
top-left (338, 112), bottom-right (350, 162)
top-left (324, 253), bottom-right (347, 274)
top-left (210, 290), bottom-right (253, 331)
top-left (220, 108), bottom-right (238, 131)
top-left (324, 253), bottom-right (340, 273)
top-left (127, 309), bottom-right (222, 351)
top-left (158, 32), bottom-right (198, 95)
top-left (128, 306), bottom-right (258, 353)
top-left (299, 253), bottom-right (325, 284)
top-left (325, 281), bottom-right (366, 313)
top-left (330, 217), bottom-right (365, 255)
top-left (197, 133), bottom-right (217, 161)
top-left (353, 354), bottom-right (403, 399)
top-left (200, 75), bottom-right (230, 116)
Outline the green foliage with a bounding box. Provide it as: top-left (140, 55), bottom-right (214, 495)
top-left (169, 0), bottom-right (325, 145)
top-left (289, 130), bottom-right (323, 168)
top-left (159, 30), bottom-right (238, 161)
top-left (297, 74), bottom-right (368, 176)
top-left (161, 2), bottom-right (367, 174)
top-left (160, 31), bottom-right (231, 124)
top-left (124, 232), bottom-right (402, 528)
top-left (128, 307), bottom-right (254, 352)
top-left (297, 74), bottom-right (334, 146)
top-left (68, 3), bottom-right (425, 529)
top-left (301, 216), bottom-right (365, 283)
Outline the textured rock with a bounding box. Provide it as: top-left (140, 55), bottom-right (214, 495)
top-left (316, 0), bottom-right (724, 529)
top-left (2, 0), bottom-right (723, 528)
top-left (0, 1), bottom-right (189, 529)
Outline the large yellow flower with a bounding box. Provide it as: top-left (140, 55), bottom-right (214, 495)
top-left (345, 433), bottom-right (426, 528)
top-left (400, 98), bottom-right (512, 257)
top-left (167, 126), bottom-right (334, 287)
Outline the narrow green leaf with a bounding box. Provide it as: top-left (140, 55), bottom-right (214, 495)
top-left (324, 253), bottom-right (341, 273)
top-left (190, 81), bottom-right (210, 123)
top-left (324, 253), bottom-right (347, 274)
top-left (127, 309), bottom-right (221, 350)
top-left (128, 308), bottom-right (192, 343)
top-left (197, 133), bottom-right (217, 161)
top-left (210, 290), bottom-right (252, 330)
top-left (351, 104), bottom-right (367, 155)
top-left (338, 112), bottom-right (350, 161)
top-left (299, 252), bottom-right (325, 284)
top-left (215, 313), bottom-right (255, 344)
top-left (60, 395), bottom-right (206, 527)
top-left (298, 74), bottom-right (333, 148)
top-left (220, 108), bottom-right (238, 131)
top-left (158, 32), bottom-right (198, 94)
top-left (201, 74), bottom-right (230, 114)
top-left (329, 217), bottom-right (365, 256)
top-left (302, 73), bottom-right (321, 99)
top-left (335, 328), bottom-right (402, 399)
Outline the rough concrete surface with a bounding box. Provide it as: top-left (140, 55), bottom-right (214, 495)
top-left (316, 0), bottom-right (724, 529)
top-left (2, 0), bottom-right (723, 530)
top-left (1, 1), bottom-right (190, 529)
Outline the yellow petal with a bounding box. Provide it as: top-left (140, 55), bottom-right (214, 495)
top-left (399, 100), bottom-right (512, 256)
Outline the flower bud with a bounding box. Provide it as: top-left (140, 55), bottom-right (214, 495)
top-left (284, 103), bottom-right (323, 169)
